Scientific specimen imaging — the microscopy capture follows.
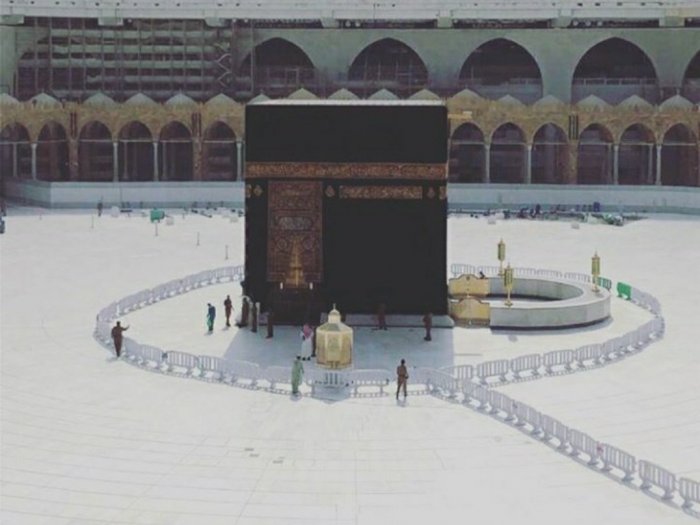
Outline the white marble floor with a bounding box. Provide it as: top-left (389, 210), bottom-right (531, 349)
top-left (1, 209), bottom-right (698, 524)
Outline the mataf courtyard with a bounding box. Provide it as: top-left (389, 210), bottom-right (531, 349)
top-left (1, 208), bottom-right (699, 524)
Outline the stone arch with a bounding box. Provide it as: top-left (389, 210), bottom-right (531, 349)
top-left (37, 121), bottom-right (69, 181)
top-left (203, 121), bottom-right (238, 181)
top-left (348, 38), bottom-right (428, 98)
top-left (661, 124), bottom-right (698, 187)
top-left (0, 123), bottom-right (32, 179)
top-left (572, 38), bottom-right (658, 104)
top-left (619, 124), bottom-right (655, 185)
top-left (118, 121), bottom-right (153, 182)
top-left (532, 124), bottom-right (568, 184)
top-left (459, 39), bottom-right (543, 104)
top-left (682, 51), bottom-right (700, 103)
top-left (577, 124), bottom-right (613, 185)
top-left (78, 121), bottom-right (113, 182)
top-left (490, 123), bottom-right (526, 184)
top-left (239, 38), bottom-right (317, 98)
top-left (449, 123), bottom-right (485, 183)
top-left (159, 121), bottom-right (193, 181)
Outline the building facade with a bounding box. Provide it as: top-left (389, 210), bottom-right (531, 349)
top-left (1, 1), bottom-right (699, 193)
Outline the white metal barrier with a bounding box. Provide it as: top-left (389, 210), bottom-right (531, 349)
top-left (680, 478), bottom-right (700, 509)
top-left (510, 353), bottom-right (541, 378)
top-left (639, 460), bottom-right (677, 500)
top-left (349, 369), bottom-right (390, 395)
top-left (228, 360), bottom-right (261, 386)
top-left (575, 344), bottom-right (602, 367)
top-left (543, 349), bottom-right (575, 373)
top-left (541, 414), bottom-right (569, 450)
top-left (599, 442), bottom-right (636, 482)
top-left (513, 401), bottom-right (542, 435)
top-left (569, 429), bottom-right (600, 465)
top-left (126, 343), bottom-right (164, 368)
top-left (197, 355), bottom-right (228, 380)
top-left (487, 390), bottom-right (514, 422)
top-left (440, 364), bottom-right (474, 383)
top-left (165, 351), bottom-right (198, 374)
top-left (265, 366), bottom-right (293, 391)
top-left (426, 369), bottom-right (459, 397)
top-left (476, 359), bottom-right (509, 384)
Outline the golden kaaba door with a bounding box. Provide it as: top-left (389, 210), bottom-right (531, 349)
top-left (267, 181), bottom-right (323, 287)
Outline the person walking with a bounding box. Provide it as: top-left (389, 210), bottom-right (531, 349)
top-left (291, 355), bottom-right (304, 396)
top-left (97, 201), bottom-right (103, 217)
top-left (224, 295), bottom-right (233, 327)
top-left (266, 309), bottom-right (275, 339)
top-left (111, 321), bottom-right (129, 358)
top-left (423, 311), bottom-right (433, 342)
top-left (206, 303), bottom-right (216, 333)
top-left (396, 359), bottom-right (408, 400)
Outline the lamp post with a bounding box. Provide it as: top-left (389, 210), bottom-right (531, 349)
top-left (504, 263), bottom-right (514, 307)
top-left (591, 252), bottom-right (601, 292)
top-left (497, 238), bottom-right (506, 276)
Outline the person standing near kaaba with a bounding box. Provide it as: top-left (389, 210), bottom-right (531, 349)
top-left (206, 303), bottom-right (216, 333)
top-left (224, 295), bottom-right (233, 327)
top-left (377, 302), bottom-right (388, 330)
top-left (237, 296), bottom-right (250, 328)
top-left (251, 301), bottom-right (258, 333)
top-left (423, 312), bottom-right (433, 342)
top-left (266, 309), bottom-right (275, 339)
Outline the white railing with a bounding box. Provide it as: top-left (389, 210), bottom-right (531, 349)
top-left (349, 369), bottom-right (391, 396)
top-left (95, 265), bottom-right (696, 515)
top-left (541, 414), bottom-right (570, 450)
top-left (639, 460), bottom-right (677, 500)
top-left (510, 353), bottom-right (541, 378)
top-left (512, 401), bottom-right (542, 435)
top-left (569, 428), bottom-right (600, 465)
top-left (165, 350), bottom-right (198, 374)
top-left (599, 442), bottom-right (636, 482)
top-left (265, 365), bottom-right (294, 391)
top-left (680, 478), bottom-right (700, 510)
top-left (475, 359), bottom-right (509, 384)
top-left (543, 349), bottom-right (575, 373)
top-left (440, 364), bottom-right (474, 383)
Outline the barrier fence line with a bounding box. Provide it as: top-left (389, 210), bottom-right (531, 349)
top-left (95, 265), bottom-right (697, 516)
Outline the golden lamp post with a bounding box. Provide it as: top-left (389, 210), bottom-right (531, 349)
top-left (504, 262), bottom-right (514, 307)
top-left (497, 239), bottom-right (506, 276)
top-left (591, 252), bottom-right (601, 292)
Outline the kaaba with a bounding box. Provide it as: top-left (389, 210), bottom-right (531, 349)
top-left (244, 100), bottom-right (448, 324)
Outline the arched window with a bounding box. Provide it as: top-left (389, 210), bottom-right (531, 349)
top-left (459, 39), bottom-right (542, 103)
top-left (532, 124), bottom-right (567, 184)
top-left (78, 121), bottom-right (113, 182)
top-left (239, 38), bottom-right (316, 98)
top-left (661, 124), bottom-right (698, 187)
top-left (348, 38), bottom-right (428, 97)
top-left (577, 124), bottom-right (613, 185)
top-left (619, 124), bottom-right (655, 185)
top-left (37, 121), bottom-right (69, 181)
top-left (159, 122), bottom-right (193, 181)
top-left (491, 123), bottom-right (526, 184)
top-left (449, 124), bottom-right (485, 183)
top-left (572, 38), bottom-right (658, 103)
top-left (203, 122), bottom-right (237, 181)
top-left (118, 121), bottom-right (153, 182)
top-left (682, 51), bottom-right (700, 103)
top-left (0, 123), bottom-right (31, 179)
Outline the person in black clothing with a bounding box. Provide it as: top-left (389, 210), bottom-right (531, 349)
top-left (224, 295), bottom-right (233, 327)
